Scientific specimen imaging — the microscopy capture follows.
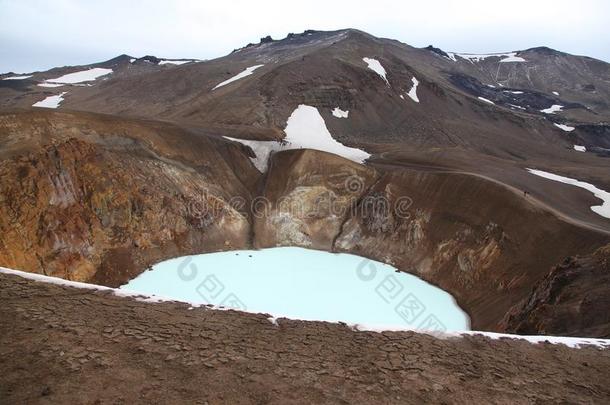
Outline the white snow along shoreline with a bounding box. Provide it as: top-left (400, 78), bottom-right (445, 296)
top-left (1, 266), bottom-right (609, 350)
top-left (527, 168), bottom-right (610, 219)
top-left (212, 64), bottom-right (264, 90)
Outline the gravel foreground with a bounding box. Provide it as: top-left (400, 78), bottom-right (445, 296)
top-left (1, 272), bottom-right (609, 404)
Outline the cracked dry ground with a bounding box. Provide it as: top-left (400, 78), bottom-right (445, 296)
top-left (1, 273), bottom-right (609, 405)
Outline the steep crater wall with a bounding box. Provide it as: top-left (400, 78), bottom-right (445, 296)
top-left (1, 111), bottom-right (609, 336)
top-left (253, 150), bottom-right (610, 332)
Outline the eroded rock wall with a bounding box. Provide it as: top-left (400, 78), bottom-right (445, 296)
top-left (253, 149), bottom-right (378, 250)
top-left (255, 151), bottom-right (610, 331)
top-left (500, 244), bottom-right (610, 338)
top-left (0, 111), bottom-right (256, 285)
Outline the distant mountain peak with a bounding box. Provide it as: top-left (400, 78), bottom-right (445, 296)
top-left (523, 46), bottom-right (567, 56)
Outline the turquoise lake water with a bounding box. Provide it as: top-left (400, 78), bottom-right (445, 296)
top-left (120, 247), bottom-right (470, 332)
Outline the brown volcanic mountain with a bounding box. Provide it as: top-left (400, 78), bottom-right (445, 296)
top-left (1, 29), bottom-right (610, 338)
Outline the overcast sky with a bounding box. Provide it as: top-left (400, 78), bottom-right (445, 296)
top-left (1, 0), bottom-right (609, 73)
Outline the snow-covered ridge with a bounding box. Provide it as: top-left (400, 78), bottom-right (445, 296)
top-left (445, 52), bottom-right (458, 62)
top-left (362, 57), bottom-right (389, 86)
top-left (158, 59), bottom-right (197, 66)
top-left (2, 75), bottom-right (32, 80)
top-left (527, 168), bottom-right (610, 218)
top-left (225, 104), bottom-right (369, 171)
top-left (46, 68), bottom-right (113, 84)
top-left (1, 266), bottom-right (609, 349)
top-left (213, 64), bottom-right (264, 90)
top-left (455, 52), bottom-right (526, 63)
top-left (32, 92), bottom-right (67, 109)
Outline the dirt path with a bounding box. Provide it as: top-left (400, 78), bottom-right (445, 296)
top-left (1, 272), bottom-right (609, 404)
top-left (372, 160), bottom-right (610, 236)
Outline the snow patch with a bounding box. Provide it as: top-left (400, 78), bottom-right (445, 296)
top-left (453, 331), bottom-right (610, 349)
top-left (406, 77), bottom-right (420, 102)
top-left (159, 59), bottom-right (195, 65)
top-left (332, 107), bottom-right (349, 118)
top-left (283, 105), bottom-right (370, 163)
top-left (352, 325), bottom-right (610, 348)
top-left (499, 54), bottom-right (527, 62)
top-left (38, 83), bottom-right (64, 88)
top-left (32, 92), bottom-right (67, 109)
top-left (527, 168), bottom-right (610, 219)
top-left (3, 75), bottom-right (31, 80)
top-left (223, 136), bottom-right (279, 172)
top-left (554, 123), bottom-right (575, 132)
top-left (224, 105), bottom-right (369, 172)
top-left (552, 91), bottom-right (559, 96)
top-left (212, 64), bottom-right (264, 90)
top-left (362, 57), bottom-right (389, 86)
top-left (47, 68), bottom-right (113, 84)
top-left (541, 104), bottom-right (564, 114)
top-left (456, 52), bottom-right (526, 63)
top-left (574, 145), bottom-right (586, 152)
top-left (478, 97), bottom-right (495, 105)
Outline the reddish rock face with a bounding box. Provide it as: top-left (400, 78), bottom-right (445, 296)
top-left (0, 110), bottom-right (255, 285)
top-left (500, 244), bottom-right (610, 338)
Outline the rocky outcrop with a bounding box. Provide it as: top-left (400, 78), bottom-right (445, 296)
top-left (0, 110), bottom-right (256, 285)
top-left (333, 169), bottom-right (609, 331)
top-left (253, 149), bottom-right (378, 250)
top-left (500, 244), bottom-right (610, 338)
